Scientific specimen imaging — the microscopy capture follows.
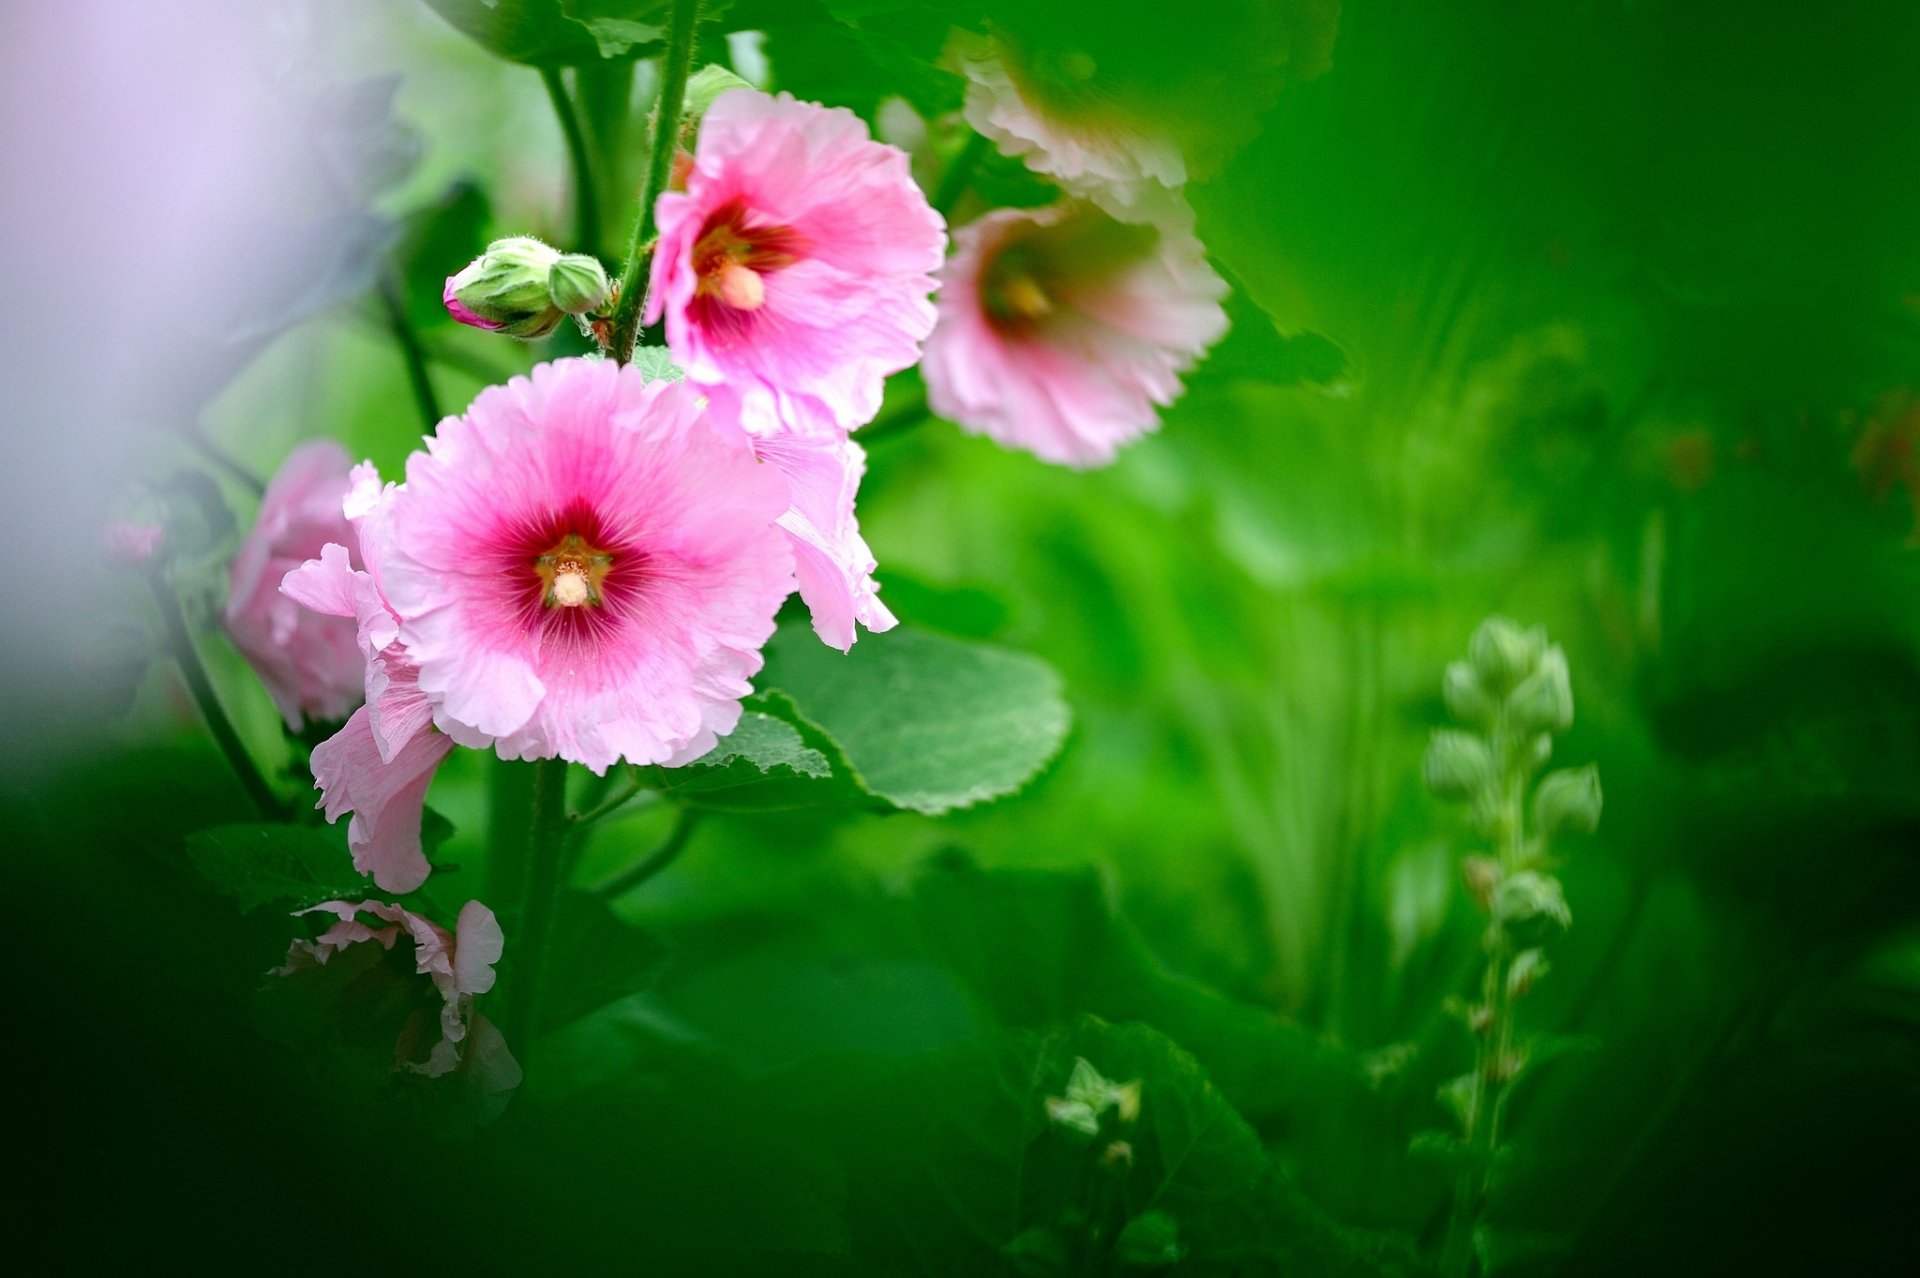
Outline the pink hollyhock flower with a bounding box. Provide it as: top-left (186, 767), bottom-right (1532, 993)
top-left (959, 37), bottom-right (1190, 227)
top-left (276, 898), bottom-right (519, 1091)
top-left (371, 357), bottom-right (794, 772)
top-left (647, 88), bottom-right (946, 436)
top-left (283, 466), bottom-right (447, 894)
top-left (225, 440), bottom-right (366, 728)
top-left (922, 203), bottom-right (1229, 468)
top-left (101, 520), bottom-right (164, 566)
top-left (756, 432), bottom-right (897, 651)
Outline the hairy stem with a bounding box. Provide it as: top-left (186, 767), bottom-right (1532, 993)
top-left (606, 0), bottom-right (702, 365)
top-left (379, 273), bottom-right (443, 433)
top-left (147, 573), bottom-right (284, 820)
top-left (541, 66), bottom-right (602, 255)
top-left (504, 756), bottom-right (571, 1049)
top-left (597, 804), bottom-right (700, 899)
top-left (570, 767), bottom-right (651, 832)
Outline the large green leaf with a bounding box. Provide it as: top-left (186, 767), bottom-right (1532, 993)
top-left (636, 691), bottom-right (880, 812)
top-left (760, 622), bottom-right (1072, 814)
top-left (533, 890), bottom-right (671, 1035)
top-left (184, 823), bottom-right (371, 913)
top-left (421, 0), bottom-right (672, 66)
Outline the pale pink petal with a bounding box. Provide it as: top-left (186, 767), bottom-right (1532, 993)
top-left (756, 432), bottom-right (897, 650)
top-left (452, 900), bottom-right (504, 996)
top-left (310, 706), bottom-right (455, 893)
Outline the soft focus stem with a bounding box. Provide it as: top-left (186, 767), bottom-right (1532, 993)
top-left (933, 130), bottom-right (989, 220)
top-left (606, 0), bottom-right (702, 365)
top-left (505, 756), bottom-right (571, 1050)
top-left (541, 67), bottom-right (602, 255)
top-left (146, 572), bottom-right (284, 820)
top-left (378, 273), bottom-right (443, 434)
top-left (597, 804), bottom-right (700, 899)
top-left (570, 766), bottom-right (650, 832)
top-left (180, 422), bottom-right (265, 496)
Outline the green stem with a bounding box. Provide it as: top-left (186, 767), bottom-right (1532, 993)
top-left (541, 66), bottom-right (602, 255)
top-left (597, 804), bottom-right (700, 899)
top-left (379, 273), bottom-right (443, 434)
top-left (569, 767), bottom-right (651, 833)
top-left (606, 0), bottom-right (702, 365)
top-left (505, 756), bottom-right (571, 1048)
top-left (180, 423), bottom-right (266, 496)
top-left (933, 130), bottom-right (989, 221)
top-left (147, 572), bottom-right (284, 820)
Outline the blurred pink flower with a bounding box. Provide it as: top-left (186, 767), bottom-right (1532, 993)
top-left (647, 88), bottom-right (946, 436)
top-left (225, 441), bottom-right (365, 728)
top-left (371, 358), bottom-right (793, 772)
top-left (101, 521), bottom-right (163, 566)
top-left (756, 432), bottom-right (897, 651)
top-left (959, 39), bottom-right (1190, 227)
top-left (922, 203), bottom-right (1228, 468)
top-left (277, 898), bottom-right (518, 1090)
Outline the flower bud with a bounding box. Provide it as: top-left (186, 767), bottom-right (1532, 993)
top-left (102, 520), bottom-right (164, 567)
top-left (1491, 870), bottom-right (1571, 949)
top-left (1507, 948), bottom-right (1548, 999)
top-left (1442, 660), bottom-right (1496, 726)
top-left (1461, 854), bottom-right (1500, 910)
top-left (547, 253), bottom-right (613, 316)
top-left (684, 64), bottom-right (754, 127)
top-left (1533, 764), bottom-right (1602, 838)
top-left (1468, 616), bottom-right (1546, 694)
top-left (444, 236), bottom-right (566, 339)
top-left (1507, 646), bottom-right (1574, 737)
top-left (1423, 730), bottom-right (1495, 802)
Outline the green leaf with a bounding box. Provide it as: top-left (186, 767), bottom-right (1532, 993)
top-left (1116, 1209), bottom-right (1183, 1268)
top-left (534, 890), bottom-right (671, 1035)
top-left (637, 691), bottom-right (880, 812)
top-left (184, 823), bottom-right (370, 913)
top-left (421, 0), bottom-right (680, 66)
top-left (628, 344), bottom-right (686, 383)
top-left (391, 181), bottom-right (492, 331)
top-left (761, 622), bottom-right (1072, 814)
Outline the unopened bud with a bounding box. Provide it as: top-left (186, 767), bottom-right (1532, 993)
top-left (683, 64), bottom-right (754, 127)
top-left (1507, 646), bottom-right (1574, 737)
top-left (1467, 616), bottom-right (1546, 694)
top-left (102, 521), bottom-right (164, 567)
top-left (1492, 870), bottom-right (1571, 949)
top-left (1533, 764), bottom-right (1602, 838)
top-left (1507, 948), bottom-right (1548, 999)
top-left (444, 236), bottom-right (565, 339)
top-left (1102, 1140), bottom-right (1134, 1167)
top-left (547, 253), bottom-right (612, 316)
top-left (1423, 730), bottom-right (1495, 802)
top-left (1461, 855), bottom-right (1500, 910)
top-left (1443, 660), bottom-right (1496, 726)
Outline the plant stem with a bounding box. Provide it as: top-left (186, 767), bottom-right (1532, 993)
top-left (933, 130), bottom-right (989, 221)
top-left (504, 756), bottom-right (571, 1048)
top-left (180, 423), bottom-right (266, 495)
top-left (379, 273), bottom-right (443, 434)
top-left (569, 767), bottom-right (651, 833)
top-left (146, 572), bottom-right (284, 820)
top-left (606, 0), bottom-right (702, 365)
top-left (541, 66), bottom-right (602, 255)
top-left (597, 804), bottom-right (700, 899)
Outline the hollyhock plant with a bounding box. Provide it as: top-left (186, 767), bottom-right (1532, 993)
top-left (922, 202), bottom-right (1229, 468)
top-left (224, 440), bottom-right (366, 729)
top-left (647, 87), bottom-right (946, 437)
top-left (756, 432), bottom-right (897, 651)
top-left (276, 898), bottom-right (518, 1090)
top-left (959, 36), bottom-right (1190, 227)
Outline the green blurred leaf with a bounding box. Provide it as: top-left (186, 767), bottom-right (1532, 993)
top-left (762, 622), bottom-right (1072, 814)
top-left (535, 890), bottom-right (671, 1034)
top-left (392, 180), bottom-right (492, 330)
top-left (184, 822), bottom-right (369, 913)
top-left (638, 691), bottom-right (879, 812)
top-left (421, 0), bottom-right (676, 66)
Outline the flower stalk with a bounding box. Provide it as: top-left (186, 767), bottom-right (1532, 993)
top-left (540, 66), bottom-right (601, 256)
top-left (504, 755), bottom-right (571, 1048)
top-left (607, 0), bottom-right (702, 365)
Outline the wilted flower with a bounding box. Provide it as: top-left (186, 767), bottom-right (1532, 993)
top-left (648, 88), bottom-right (946, 436)
top-left (923, 202), bottom-right (1227, 467)
top-left (357, 358), bottom-right (793, 773)
top-left (224, 441), bottom-right (365, 729)
top-left (276, 898), bottom-right (518, 1091)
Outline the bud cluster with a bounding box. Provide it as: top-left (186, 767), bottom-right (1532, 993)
top-left (443, 236), bottom-right (614, 340)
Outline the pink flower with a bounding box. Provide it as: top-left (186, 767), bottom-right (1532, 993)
top-left (224, 440), bottom-right (366, 728)
top-left (757, 432), bottom-right (897, 651)
top-left (922, 203), bottom-right (1229, 468)
top-left (647, 88), bottom-right (946, 436)
top-left (373, 358), bottom-right (794, 772)
top-left (959, 38), bottom-right (1190, 227)
top-left (102, 520), bottom-right (164, 566)
top-left (276, 898), bottom-right (519, 1092)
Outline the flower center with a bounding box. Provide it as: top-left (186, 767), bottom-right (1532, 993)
top-left (692, 199), bottom-right (807, 314)
top-left (534, 532), bottom-right (613, 609)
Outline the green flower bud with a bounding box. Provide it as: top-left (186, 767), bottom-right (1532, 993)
top-left (1507, 646), bottom-right (1574, 737)
top-left (444, 236), bottom-right (565, 339)
top-left (1443, 660), bottom-right (1497, 726)
top-left (1491, 870), bottom-right (1571, 949)
top-left (1533, 764), bottom-right (1602, 838)
top-left (1423, 729), bottom-right (1495, 802)
top-left (684, 64), bottom-right (755, 126)
top-left (1468, 616), bottom-right (1547, 694)
top-left (547, 253), bottom-right (613, 316)
top-left (1461, 854), bottom-right (1500, 910)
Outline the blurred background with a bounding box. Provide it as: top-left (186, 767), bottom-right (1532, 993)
top-left (4, 0), bottom-right (1918, 1271)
